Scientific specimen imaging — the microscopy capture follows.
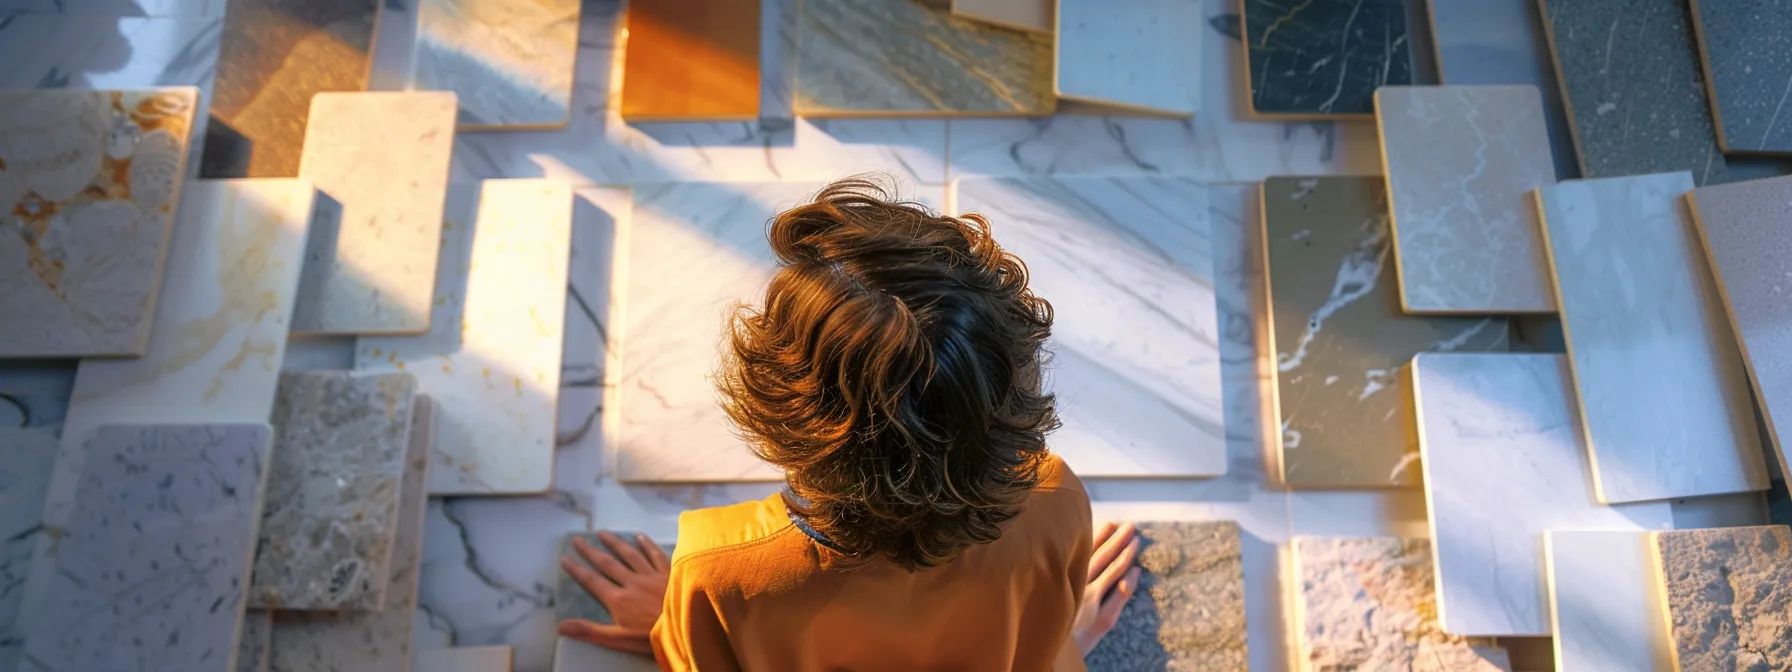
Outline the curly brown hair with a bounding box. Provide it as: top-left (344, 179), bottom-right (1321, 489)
top-left (717, 177), bottom-right (1059, 571)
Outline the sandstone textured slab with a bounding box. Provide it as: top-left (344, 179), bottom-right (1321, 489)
top-left (1263, 176), bottom-right (1507, 487)
top-left (0, 88), bottom-right (199, 357)
top-left (1292, 537), bottom-right (1511, 671)
top-left (356, 179), bottom-right (571, 495)
top-left (620, 0), bottom-right (760, 120)
top-left (1244, 0), bottom-right (1413, 117)
top-left (413, 0), bottom-right (581, 128)
top-left (1413, 353), bottom-right (1674, 636)
top-left (415, 646), bottom-right (513, 671)
top-left (1654, 526), bottom-right (1792, 671)
top-left (293, 91), bottom-right (457, 335)
top-left (1427, 0), bottom-right (1578, 180)
top-left (253, 371), bottom-right (417, 610)
top-left (1544, 530), bottom-right (1674, 672)
top-left (0, 427), bottom-right (59, 672)
top-left (20, 424), bottom-right (272, 672)
top-left (1084, 522), bottom-right (1246, 671)
top-left (1688, 0), bottom-right (1792, 154)
top-left (1376, 86), bottom-right (1556, 313)
top-left (1056, 0), bottom-right (1201, 115)
top-left (952, 0), bottom-right (1050, 33)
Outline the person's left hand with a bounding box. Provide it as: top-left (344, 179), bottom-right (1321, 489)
top-left (558, 531), bottom-right (671, 655)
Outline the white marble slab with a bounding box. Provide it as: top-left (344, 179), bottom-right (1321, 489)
top-left (416, 645), bottom-right (513, 672)
top-left (412, 0), bottom-right (580, 128)
top-left (1055, 0), bottom-right (1201, 116)
top-left (955, 177), bottom-right (1225, 477)
top-left (1412, 353), bottom-right (1674, 636)
top-left (1535, 172), bottom-right (1766, 503)
top-left (357, 180), bottom-right (572, 495)
top-left (1543, 530), bottom-right (1674, 672)
top-left (0, 427), bottom-right (59, 672)
top-left (293, 91), bottom-right (457, 335)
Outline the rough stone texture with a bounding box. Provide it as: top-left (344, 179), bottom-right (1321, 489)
top-left (1244, 0), bottom-right (1412, 117)
top-left (237, 610), bottom-right (272, 672)
top-left (1292, 537), bottom-right (1510, 672)
top-left (1085, 521), bottom-right (1246, 671)
top-left (252, 371), bottom-right (417, 610)
top-left (555, 532), bottom-right (674, 623)
top-left (1688, 0), bottom-right (1792, 153)
top-left (1655, 526), bottom-right (1792, 671)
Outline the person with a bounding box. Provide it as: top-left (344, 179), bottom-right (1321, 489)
top-left (558, 178), bottom-right (1143, 671)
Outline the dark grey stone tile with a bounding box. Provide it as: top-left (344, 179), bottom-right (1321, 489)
top-left (1243, 0), bottom-right (1414, 117)
top-left (1085, 521), bottom-right (1246, 672)
top-left (1690, 0), bottom-right (1792, 154)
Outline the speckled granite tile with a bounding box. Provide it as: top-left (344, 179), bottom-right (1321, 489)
top-left (1292, 537), bottom-right (1510, 671)
top-left (1263, 176), bottom-right (1507, 487)
top-left (0, 427), bottom-right (59, 672)
top-left (1243, 0), bottom-right (1413, 117)
top-left (0, 88), bottom-right (200, 357)
top-left (795, 0), bottom-right (1053, 116)
top-left (555, 532), bottom-right (674, 623)
top-left (1427, 0), bottom-right (1578, 180)
top-left (1689, 0), bottom-right (1792, 153)
top-left (269, 396), bottom-right (432, 672)
top-left (1539, 0), bottom-right (1728, 185)
top-left (19, 424), bottom-right (272, 672)
top-left (1056, 0), bottom-right (1201, 115)
top-left (413, 0), bottom-right (580, 128)
top-left (1544, 530), bottom-right (1675, 672)
top-left (253, 371), bottom-right (418, 610)
top-left (1376, 86), bottom-right (1556, 313)
top-left (1654, 526), bottom-right (1792, 671)
top-left (238, 610), bottom-right (272, 672)
top-left (1084, 521), bottom-right (1246, 672)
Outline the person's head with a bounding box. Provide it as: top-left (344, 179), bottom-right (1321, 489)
top-left (718, 177), bottom-right (1059, 571)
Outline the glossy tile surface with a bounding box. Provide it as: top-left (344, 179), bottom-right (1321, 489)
top-left (1654, 526), bottom-right (1792, 671)
top-left (620, 0), bottom-right (760, 120)
top-left (0, 427), bottom-right (59, 672)
top-left (1426, 0), bottom-right (1578, 180)
top-left (0, 88), bottom-right (199, 357)
top-left (1085, 521), bottom-right (1246, 671)
top-left (1544, 530), bottom-right (1674, 672)
top-left (1689, 0), bottom-right (1792, 153)
top-left (1413, 353), bottom-right (1674, 636)
top-left (1376, 85), bottom-right (1556, 313)
top-left (356, 180), bottom-right (572, 494)
top-left (293, 92), bottom-right (457, 335)
top-left (1056, 0), bottom-right (1201, 115)
top-left (1264, 176), bottom-right (1507, 487)
top-left (413, 0), bottom-right (581, 128)
top-left (1536, 172), bottom-right (1766, 503)
top-left (1243, 0), bottom-right (1413, 117)
top-left (1292, 537), bottom-right (1510, 671)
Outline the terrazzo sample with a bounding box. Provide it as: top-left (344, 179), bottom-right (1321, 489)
top-left (1535, 172), bottom-right (1766, 503)
top-left (555, 532), bottom-right (674, 623)
top-left (413, 0), bottom-right (581, 128)
top-left (1375, 86), bottom-right (1556, 313)
top-left (1688, 0), bottom-right (1792, 153)
top-left (356, 180), bottom-right (571, 495)
top-left (1538, 0), bottom-right (1728, 185)
top-left (1263, 176), bottom-right (1508, 487)
top-left (1412, 353), bottom-right (1674, 636)
top-left (416, 646), bottom-right (513, 671)
top-left (1243, 0), bottom-right (1413, 117)
top-left (957, 177), bottom-right (1224, 477)
top-left (253, 371), bottom-right (418, 610)
top-left (1292, 537), bottom-right (1511, 671)
top-left (795, 0), bottom-right (1054, 116)
top-left (20, 424), bottom-right (272, 672)
top-left (1426, 0), bottom-right (1578, 180)
top-left (1686, 175), bottom-right (1792, 480)
top-left (1084, 522), bottom-right (1246, 671)
top-left (0, 427), bottom-right (59, 672)
top-left (953, 0), bottom-right (1051, 32)
top-left (1055, 0), bottom-right (1201, 115)
top-left (1654, 526), bottom-right (1792, 671)
top-left (0, 88), bottom-right (200, 357)
top-left (620, 0), bottom-right (760, 120)
top-left (238, 610), bottom-right (272, 672)
top-left (268, 397), bottom-right (432, 671)
top-left (292, 91), bottom-right (457, 335)
top-left (202, 0), bottom-right (378, 178)
top-left (1543, 530), bottom-right (1674, 672)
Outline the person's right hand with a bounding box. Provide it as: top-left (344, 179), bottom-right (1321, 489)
top-left (558, 531), bottom-right (671, 655)
top-left (1070, 521), bottom-right (1143, 656)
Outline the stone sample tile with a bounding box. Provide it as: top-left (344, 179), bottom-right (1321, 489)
top-left (553, 638), bottom-right (657, 672)
top-left (555, 532), bottom-right (673, 623)
top-left (3, 0), bottom-right (227, 15)
top-left (1412, 353), bottom-right (1674, 636)
top-left (1243, 0), bottom-right (1413, 118)
top-left (614, 182), bottom-right (945, 481)
top-left (412, 0), bottom-right (581, 129)
top-left (20, 424), bottom-right (273, 672)
top-left (1538, 0), bottom-right (1728, 185)
top-left (415, 646), bottom-right (513, 672)
top-left (620, 0), bottom-right (760, 120)
top-left (1772, 480), bottom-right (1791, 526)
top-left (293, 92), bottom-right (458, 335)
top-left (0, 366), bottom-right (72, 429)
top-left (1654, 526), bottom-right (1792, 671)
top-left (1084, 522), bottom-right (1246, 672)
top-left (1291, 537), bottom-right (1511, 672)
top-left (201, 0), bottom-right (378, 178)
top-left (355, 179), bottom-right (572, 495)
top-left (1689, 0), bottom-right (1792, 153)
top-left (253, 371), bottom-right (418, 610)
top-left (0, 427), bottom-right (59, 672)
top-left (1536, 172), bottom-right (1767, 503)
top-left (1543, 530), bottom-right (1675, 672)
top-left (238, 610), bottom-right (272, 672)
top-left (269, 396), bottom-right (432, 672)
top-left (795, 0), bottom-right (1054, 117)
top-left (1375, 86), bottom-right (1556, 313)
top-left (0, 88), bottom-right (200, 357)
top-left (1686, 175), bottom-right (1792, 481)
top-left (958, 177), bottom-right (1225, 477)
top-left (1263, 176), bottom-right (1508, 488)
top-left (952, 0), bottom-right (1051, 33)
top-left (1426, 0), bottom-right (1578, 180)
top-left (1056, 0), bottom-right (1201, 116)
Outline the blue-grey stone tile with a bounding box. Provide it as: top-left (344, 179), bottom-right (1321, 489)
top-left (1244, 0), bottom-right (1413, 117)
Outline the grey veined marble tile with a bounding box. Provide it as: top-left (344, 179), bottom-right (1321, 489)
top-left (1084, 521), bottom-right (1246, 672)
top-left (1688, 0), bottom-right (1792, 154)
top-left (252, 371), bottom-right (418, 610)
top-left (1243, 0), bottom-right (1413, 117)
top-left (412, 0), bottom-right (581, 128)
top-left (0, 427), bottom-right (59, 672)
top-left (1055, 0), bottom-right (1201, 116)
top-left (19, 424), bottom-right (273, 672)
top-left (1375, 85), bottom-right (1557, 313)
top-left (1426, 0), bottom-right (1578, 180)
top-left (1263, 177), bottom-right (1506, 488)
top-left (1654, 526), bottom-right (1792, 671)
